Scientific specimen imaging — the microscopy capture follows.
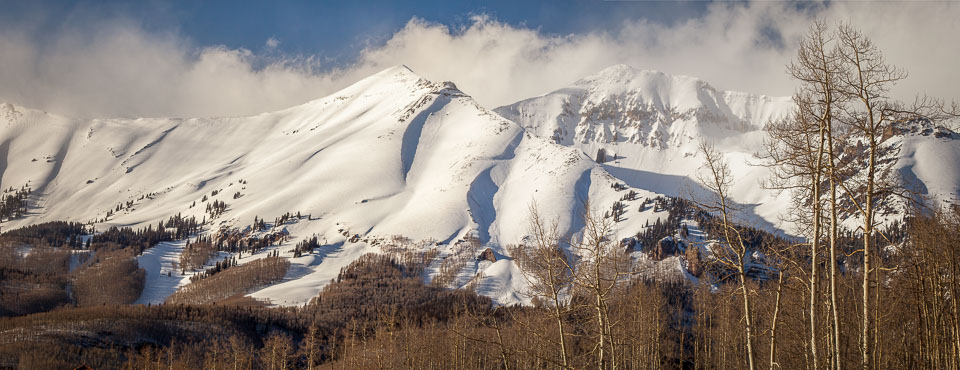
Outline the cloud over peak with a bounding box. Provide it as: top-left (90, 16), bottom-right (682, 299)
top-left (0, 2), bottom-right (957, 118)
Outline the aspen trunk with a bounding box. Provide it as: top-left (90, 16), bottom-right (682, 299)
top-left (811, 124), bottom-right (826, 370)
top-left (827, 118), bottom-right (842, 370)
top-left (739, 266), bottom-right (756, 370)
top-left (770, 270), bottom-right (784, 370)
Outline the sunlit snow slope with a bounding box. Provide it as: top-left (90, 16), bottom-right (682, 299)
top-left (0, 66), bottom-right (668, 305)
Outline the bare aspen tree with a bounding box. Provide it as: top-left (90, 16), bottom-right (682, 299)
top-left (779, 20), bottom-right (846, 369)
top-left (765, 95), bottom-right (828, 370)
top-left (260, 332), bottom-right (293, 370)
top-left (696, 141), bottom-right (757, 370)
top-left (766, 21), bottom-right (958, 370)
top-left (833, 23), bottom-right (907, 370)
top-left (765, 21), bottom-right (842, 367)
top-left (302, 323), bottom-right (320, 370)
top-left (519, 203), bottom-right (574, 368)
top-left (566, 202), bottom-right (631, 369)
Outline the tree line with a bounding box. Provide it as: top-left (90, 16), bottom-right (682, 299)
top-left (0, 185), bottom-right (30, 223)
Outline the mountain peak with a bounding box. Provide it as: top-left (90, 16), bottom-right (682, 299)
top-left (378, 64), bottom-right (418, 77)
top-left (281, 65), bottom-right (432, 112)
top-left (360, 65), bottom-right (425, 86)
top-left (575, 64), bottom-right (713, 96)
top-left (581, 64), bottom-right (656, 80)
top-left (588, 63), bottom-right (644, 77)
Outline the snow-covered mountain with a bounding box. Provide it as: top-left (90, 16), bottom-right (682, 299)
top-left (0, 66), bottom-right (670, 305)
top-left (496, 64), bottom-right (960, 231)
top-left (497, 64), bottom-right (793, 149)
top-left (3, 64), bottom-right (956, 306)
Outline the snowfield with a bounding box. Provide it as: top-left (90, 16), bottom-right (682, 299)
top-left (1, 64), bottom-right (956, 306)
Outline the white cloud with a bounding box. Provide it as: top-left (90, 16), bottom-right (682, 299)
top-left (366, 2), bottom-right (960, 108)
top-left (0, 20), bottom-right (344, 118)
top-left (0, 2), bottom-right (957, 118)
top-left (265, 37), bottom-right (279, 49)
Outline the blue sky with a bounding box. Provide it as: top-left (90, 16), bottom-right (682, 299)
top-left (2, 0), bottom-right (710, 66)
top-left (0, 1), bottom-right (957, 118)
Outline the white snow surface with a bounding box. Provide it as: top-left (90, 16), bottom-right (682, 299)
top-left (134, 240), bottom-right (191, 305)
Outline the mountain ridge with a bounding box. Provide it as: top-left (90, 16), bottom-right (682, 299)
top-left (0, 65), bottom-right (671, 306)
top-left (497, 64), bottom-right (794, 150)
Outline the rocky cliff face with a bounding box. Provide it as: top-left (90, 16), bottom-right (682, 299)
top-left (496, 64), bottom-right (794, 149)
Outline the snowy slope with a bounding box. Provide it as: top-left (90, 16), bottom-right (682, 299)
top-left (0, 66), bottom-right (670, 306)
top-left (893, 125), bottom-right (960, 206)
top-left (496, 64), bottom-right (960, 233)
